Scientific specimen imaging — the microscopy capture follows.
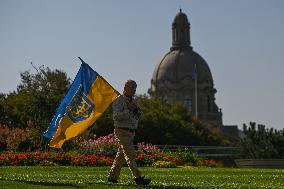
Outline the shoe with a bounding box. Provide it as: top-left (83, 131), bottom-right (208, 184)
top-left (134, 176), bottom-right (151, 186)
top-left (107, 178), bottom-right (118, 183)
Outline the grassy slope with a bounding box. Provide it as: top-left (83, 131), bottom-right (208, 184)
top-left (0, 166), bottom-right (283, 189)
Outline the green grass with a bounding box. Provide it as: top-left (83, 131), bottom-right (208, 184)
top-left (0, 166), bottom-right (283, 188)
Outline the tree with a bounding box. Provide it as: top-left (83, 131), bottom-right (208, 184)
top-left (0, 66), bottom-right (71, 131)
top-left (92, 95), bottom-right (230, 146)
top-left (240, 122), bottom-right (284, 158)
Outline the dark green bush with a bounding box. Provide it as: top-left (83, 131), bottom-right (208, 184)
top-left (240, 122), bottom-right (284, 158)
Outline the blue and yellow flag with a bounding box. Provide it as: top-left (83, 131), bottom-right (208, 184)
top-left (43, 59), bottom-right (119, 148)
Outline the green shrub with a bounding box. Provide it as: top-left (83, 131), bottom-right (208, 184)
top-left (171, 148), bottom-right (199, 165)
top-left (241, 122), bottom-right (284, 158)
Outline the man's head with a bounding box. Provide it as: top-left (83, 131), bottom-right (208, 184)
top-left (123, 80), bottom-right (137, 97)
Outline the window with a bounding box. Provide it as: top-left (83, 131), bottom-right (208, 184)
top-left (184, 98), bottom-right (192, 112)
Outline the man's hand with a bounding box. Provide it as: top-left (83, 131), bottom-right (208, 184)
top-left (127, 101), bottom-right (137, 111)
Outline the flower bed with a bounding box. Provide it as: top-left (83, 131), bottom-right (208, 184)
top-left (135, 142), bottom-right (180, 167)
top-left (0, 152), bottom-right (113, 166)
top-left (77, 134), bottom-right (118, 155)
top-left (0, 134), bottom-right (219, 167)
top-left (0, 151), bottom-right (218, 167)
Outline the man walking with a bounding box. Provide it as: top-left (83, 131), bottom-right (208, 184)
top-left (108, 80), bottom-right (151, 186)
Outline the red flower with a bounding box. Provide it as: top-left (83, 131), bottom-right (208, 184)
top-left (136, 155), bottom-right (145, 160)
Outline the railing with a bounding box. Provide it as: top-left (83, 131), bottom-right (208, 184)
top-left (235, 159), bottom-right (284, 168)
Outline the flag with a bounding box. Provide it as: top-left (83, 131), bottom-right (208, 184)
top-left (43, 58), bottom-right (120, 148)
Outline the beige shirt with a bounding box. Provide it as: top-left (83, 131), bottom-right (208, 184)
top-left (112, 95), bottom-right (142, 130)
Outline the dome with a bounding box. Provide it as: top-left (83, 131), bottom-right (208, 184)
top-left (150, 9), bottom-right (214, 96)
top-left (152, 49), bottom-right (213, 90)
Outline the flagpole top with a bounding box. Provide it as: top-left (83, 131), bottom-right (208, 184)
top-left (78, 57), bottom-right (86, 64)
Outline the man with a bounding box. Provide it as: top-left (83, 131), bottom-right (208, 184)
top-left (108, 80), bottom-right (151, 186)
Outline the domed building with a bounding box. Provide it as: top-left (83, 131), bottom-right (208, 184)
top-left (148, 9), bottom-right (223, 127)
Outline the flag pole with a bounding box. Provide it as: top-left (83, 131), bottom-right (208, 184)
top-left (194, 63), bottom-right (198, 119)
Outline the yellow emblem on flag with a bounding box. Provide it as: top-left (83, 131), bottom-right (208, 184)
top-left (67, 85), bottom-right (95, 122)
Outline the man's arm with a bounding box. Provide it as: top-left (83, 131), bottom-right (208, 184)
top-left (133, 100), bottom-right (143, 119)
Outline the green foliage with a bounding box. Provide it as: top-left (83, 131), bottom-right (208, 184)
top-left (92, 107), bottom-right (114, 136)
top-left (93, 95), bottom-right (229, 146)
top-left (170, 148), bottom-right (199, 165)
top-left (0, 66), bottom-right (71, 152)
top-left (0, 66), bottom-right (71, 131)
top-left (137, 96), bottom-right (229, 145)
top-left (240, 122), bottom-right (284, 158)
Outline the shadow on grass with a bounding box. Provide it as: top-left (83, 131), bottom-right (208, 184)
top-left (0, 178), bottom-right (197, 189)
top-left (144, 185), bottom-right (197, 189)
top-left (89, 181), bottom-right (197, 189)
top-left (0, 179), bottom-right (80, 187)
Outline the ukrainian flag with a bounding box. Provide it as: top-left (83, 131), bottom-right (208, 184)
top-left (43, 58), bottom-right (119, 148)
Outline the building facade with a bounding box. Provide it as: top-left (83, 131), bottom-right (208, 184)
top-left (148, 10), bottom-right (223, 127)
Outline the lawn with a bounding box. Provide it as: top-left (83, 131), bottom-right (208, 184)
top-left (0, 166), bottom-right (283, 188)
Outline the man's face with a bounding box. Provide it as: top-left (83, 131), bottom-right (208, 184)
top-left (124, 82), bottom-right (137, 97)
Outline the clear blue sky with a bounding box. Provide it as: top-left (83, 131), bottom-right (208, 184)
top-left (0, 0), bottom-right (283, 130)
